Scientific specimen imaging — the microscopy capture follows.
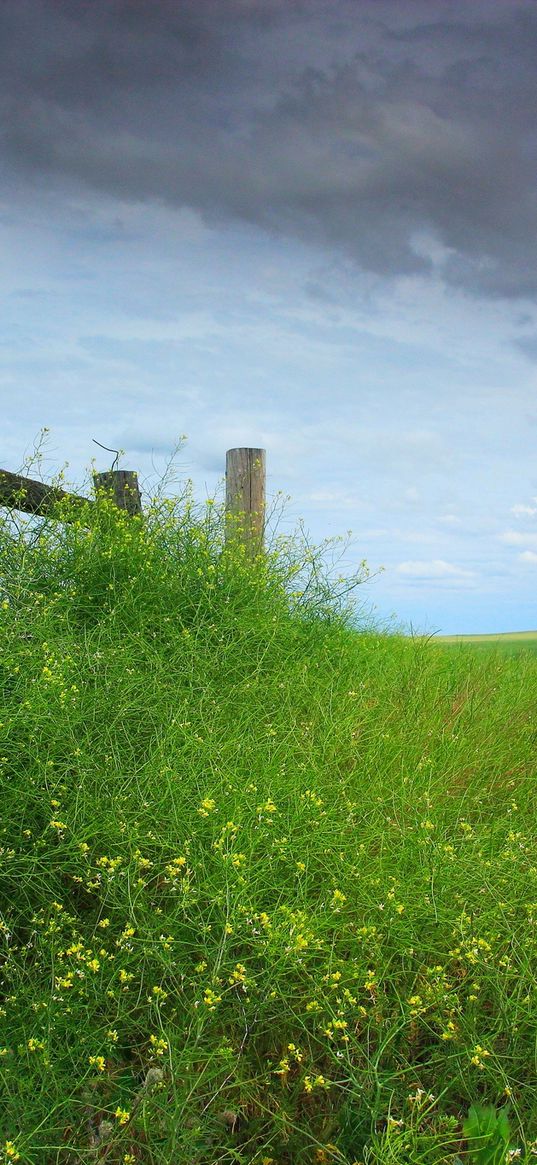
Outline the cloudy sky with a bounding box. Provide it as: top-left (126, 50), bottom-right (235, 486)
top-left (2, 0), bottom-right (537, 634)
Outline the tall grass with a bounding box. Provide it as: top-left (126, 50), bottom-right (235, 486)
top-left (1, 476), bottom-right (537, 1163)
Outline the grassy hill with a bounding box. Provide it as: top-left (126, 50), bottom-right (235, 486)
top-left (1, 490), bottom-right (537, 1163)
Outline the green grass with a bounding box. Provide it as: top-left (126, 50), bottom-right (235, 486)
top-left (2, 480), bottom-right (537, 1163)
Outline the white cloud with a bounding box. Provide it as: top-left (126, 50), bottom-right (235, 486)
top-left (307, 488), bottom-right (365, 509)
top-left (396, 559), bottom-right (476, 580)
top-left (511, 503), bottom-right (537, 517)
top-left (519, 550), bottom-right (537, 563)
top-left (499, 530), bottom-right (537, 546)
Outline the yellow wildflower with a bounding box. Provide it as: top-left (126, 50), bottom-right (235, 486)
top-left (198, 798), bottom-right (216, 817)
top-left (27, 1038), bottom-right (45, 1052)
top-left (203, 987), bottom-right (222, 1010)
top-left (228, 963), bottom-right (247, 986)
top-left (303, 1074), bottom-right (328, 1092)
top-left (258, 799), bottom-right (277, 813)
top-left (149, 1035), bottom-right (168, 1056)
top-left (149, 986), bottom-right (168, 1001)
top-left (470, 1044), bottom-right (491, 1069)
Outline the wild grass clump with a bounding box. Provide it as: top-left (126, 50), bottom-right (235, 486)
top-left (1, 474), bottom-right (537, 1163)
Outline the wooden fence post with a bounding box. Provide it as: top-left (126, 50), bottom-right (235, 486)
top-left (225, 448), bottom-right (266, 554)
top-left (93, 470), bottom-right (142, 516)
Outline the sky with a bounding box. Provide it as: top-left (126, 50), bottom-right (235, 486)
top-left (2, 0), bottom-right (537, 635)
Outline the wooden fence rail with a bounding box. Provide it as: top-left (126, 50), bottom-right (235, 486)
top-left (0, 469), bottom-right (91, 518)
top-left (0, 448), bottom-right (266, 549)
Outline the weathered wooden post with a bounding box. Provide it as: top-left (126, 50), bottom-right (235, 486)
top-left (225, 448), bottom-right (266, 554)
top-left (92, 470), bottom-right (142, 516)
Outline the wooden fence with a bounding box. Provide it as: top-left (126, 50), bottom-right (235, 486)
top-left (0, 447), bottom-right (266, 551)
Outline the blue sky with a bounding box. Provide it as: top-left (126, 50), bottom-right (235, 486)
top-left (3, 0), bottom-right (537, 635)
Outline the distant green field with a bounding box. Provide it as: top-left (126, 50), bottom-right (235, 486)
top-left (434, 630), bottom-right (537, 654)
top-left (437, 630), bottom-right (537, 642)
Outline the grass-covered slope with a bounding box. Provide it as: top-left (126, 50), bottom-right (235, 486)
top-left (1, 490), bottom-right (537, 1164)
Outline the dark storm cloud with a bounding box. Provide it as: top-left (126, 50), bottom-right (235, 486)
top-left (2, 0), bottom-right (537, 298)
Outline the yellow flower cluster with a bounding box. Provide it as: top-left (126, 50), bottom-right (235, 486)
top-left (303, 1074), bottom-right (328, 1092)
top-left (470, 1044), bottom-right (491, 1069)
top-left (96, 855), bottom-right (122, 872)
top-left (228, 962), bottom-right (248, 986)
top-left (116, 925), bottom-right (135, 948)
top-left (27, 1038), bottom-right (45, 1053)
top-left (274, 1043), bottom-right (303, 1075)
top-left (203, 987), bottom-right (222, 1010)
top-left (301, 789), bottom-right (324, 809)
top-left (257, 798), bottom-right (277, 814)
top-left (149, 985), bottom-right (168, 1003)
top-left (198, 798), bottom-right (216, 817)
top-left (165, 855), bottom-right (187, 879)
top-left (133, 849), bottom-right (153, 871)
top-left (149, 1034), bottom-right (168, 1056)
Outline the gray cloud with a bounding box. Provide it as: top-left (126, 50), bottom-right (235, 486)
top-left (514, 336), bottom-right (537, 361)
top-left (2, 1), bottom-right (537, 297)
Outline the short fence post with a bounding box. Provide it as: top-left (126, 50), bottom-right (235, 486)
top-left (93, 470), bottom-right (142, 516)
top-left (225, 448), bottom-right (266, 554)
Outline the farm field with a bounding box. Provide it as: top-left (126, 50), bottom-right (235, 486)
top-left (1, 491), bottom-right (537, 1164)
top-left (434, 631), bottom-right (537, 656)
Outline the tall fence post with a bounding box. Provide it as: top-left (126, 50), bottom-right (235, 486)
top-left (225, 448), bottom-right (266, 554)
top-left (93, 470), bottom-right (142, 516)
